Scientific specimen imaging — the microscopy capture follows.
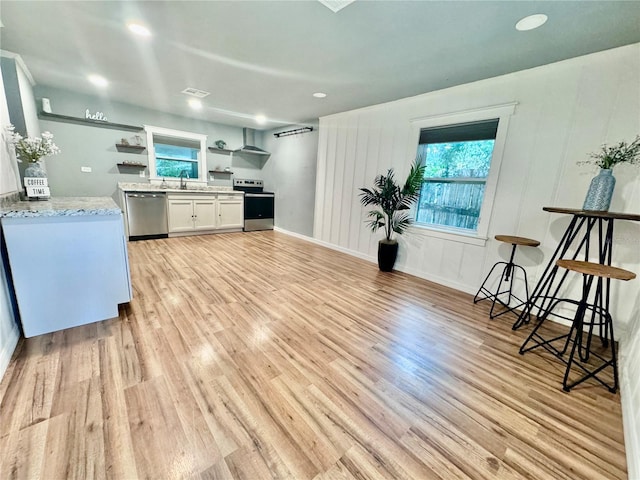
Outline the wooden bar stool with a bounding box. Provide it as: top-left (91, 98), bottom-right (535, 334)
top-left (520, 259), bottom-right (635, 392)
top-left (474, 235), bottom-right (540, 320)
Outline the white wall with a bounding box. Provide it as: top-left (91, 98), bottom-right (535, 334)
top-left (262, 124), bottom-right (319, 236)
top-left (0, 66), bottom-right (21, 382)
top-left (15, 57), bottom-right (39, 138)
top-left (620, 305), bottom-right (640, 480)
top-left (314, 43), bottom-right (640, 330)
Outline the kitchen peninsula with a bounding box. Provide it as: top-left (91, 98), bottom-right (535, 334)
top-left (0, 197), bottom-right (131, 337)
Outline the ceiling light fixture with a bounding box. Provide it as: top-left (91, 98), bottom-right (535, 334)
top-left (318, 0), bottom-right (356, 13)
top-left (515, 14), bottom-right (548, 31)
top-left (88, 74), bottom-right (108, 87)
top-left (188, 98), bottom-right (203, 110)
top-left (313, 92), bottom-right (327, 98)
top-left (127, 22), bottom-right (152, 37)
top-left (181, 87), bottom-right (210, 98)
top-left (255, 115), bottom-right (267, 125)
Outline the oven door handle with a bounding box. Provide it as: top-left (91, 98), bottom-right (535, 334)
top-left (244, 194), bottom-right (274, 198)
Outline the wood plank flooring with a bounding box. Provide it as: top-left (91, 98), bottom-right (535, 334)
top-left (0, 231), bottom-right (627, 479)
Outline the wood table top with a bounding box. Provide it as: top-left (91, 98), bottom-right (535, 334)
top-left (543, 207), bottom-right (640, 221)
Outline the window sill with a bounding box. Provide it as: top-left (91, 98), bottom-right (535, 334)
top-left (408, 224), bottom-right (488, 246)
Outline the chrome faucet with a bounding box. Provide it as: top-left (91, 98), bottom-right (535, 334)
top-left (179, 170), bottom-right (189, 190)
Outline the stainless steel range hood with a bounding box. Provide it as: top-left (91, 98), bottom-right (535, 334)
top-left (234, 128), bottom-right (270, 155)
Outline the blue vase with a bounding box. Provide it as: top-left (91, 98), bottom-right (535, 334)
top-left (24, 161), bottom-right (47, 178)
top-left (583, 168), bottom-right (615, 211)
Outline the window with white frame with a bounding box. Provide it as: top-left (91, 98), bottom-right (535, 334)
top-left (144, 126), bottom-right (207, 182)
top-left (416, 119), bottom-right (498, 232)
top-left (410, 103), bottom-right (515, 242)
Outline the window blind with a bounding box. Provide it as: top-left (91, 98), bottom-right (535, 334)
top-left (419, 119), bottom-right (499, 144)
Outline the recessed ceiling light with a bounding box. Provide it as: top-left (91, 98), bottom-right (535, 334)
top-left (255, 115), bottom-right (267, 125)
top-left (127, 22), bottom-right (152, 37)
top-left (88, 74), bottom-right (108, 87)
top-left (313, 92), bottom-right (327, 98)
top-left (188, 98), bottom-right (202, 110)
top-left (181, 87), bottom-right (210, 98)
top-left (515, 14), bottom-right (548, 31)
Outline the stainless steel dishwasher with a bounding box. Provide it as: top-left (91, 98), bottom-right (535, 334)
top-left (125, 192), bottom-right (168, 240)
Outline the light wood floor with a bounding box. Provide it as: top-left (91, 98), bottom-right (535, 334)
top-left (0, 231), bottom-right (627, 479)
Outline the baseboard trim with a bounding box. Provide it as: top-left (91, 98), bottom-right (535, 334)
top-left (0, 323), bottom-right (19, 382)
top-left (275, 227), bottom-right (477, 296)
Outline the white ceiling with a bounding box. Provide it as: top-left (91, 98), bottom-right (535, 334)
top-left (1, 1), bottom-right (639, 129)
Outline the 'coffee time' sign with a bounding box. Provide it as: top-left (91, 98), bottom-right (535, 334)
top-left (24, 177), bottom-right (51, 199)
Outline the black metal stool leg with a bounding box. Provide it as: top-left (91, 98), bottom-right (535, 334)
top-left (474, 261), bottom-right (506, 304)
top-left (475, 243), bottom-right (534, 320)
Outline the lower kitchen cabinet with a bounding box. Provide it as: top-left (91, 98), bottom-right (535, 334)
top-left (194, 198), bottom-right (218, 230)
top-left (217, 196), bottom-right (244, 229)
top-left (167, 193), bottom-right (243, 234)
top-left (167, 198), bottom-right (196, 233)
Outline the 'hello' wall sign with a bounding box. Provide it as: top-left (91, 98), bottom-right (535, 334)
top-left (85, 109), bottom-right (108, 122)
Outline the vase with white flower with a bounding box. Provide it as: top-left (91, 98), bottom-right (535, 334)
top-left (5, 124), bottom-right (61, 178)
top-left (578, 135), bottom-right (640, 211)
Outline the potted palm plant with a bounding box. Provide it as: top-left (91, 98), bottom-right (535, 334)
top-left (359, 159), bottom-right (425, 271)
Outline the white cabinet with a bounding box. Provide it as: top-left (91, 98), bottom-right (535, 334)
top-left (1, 213), bottom-right (132, 338)
top-left (167, 193), bottom-right (243, 235)
top-left (193, 199), bottom-right (218, 230)
top-left (217, 195), bottom-right (244, 229)
top-left (167, 198), bottom-right (197, 233)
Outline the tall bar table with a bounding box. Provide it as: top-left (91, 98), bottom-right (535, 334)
top-left (512, 207), bottom-right (640, 330)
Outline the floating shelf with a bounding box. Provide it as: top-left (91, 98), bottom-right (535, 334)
top-left (208, 147), bottom-right (234, 154)
top-left (209, 170), bottom-right (233, 175)
top-left (117, 162), bottom-right (147, 168)
top-left (116, 144), bottom-right (146, 153)
top-left (39, 112), bottom-right (142, 132)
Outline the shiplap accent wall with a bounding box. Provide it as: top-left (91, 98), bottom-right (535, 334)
top-left (314, 43), bottom-right (640, 476)
top-left (314, 43), bottom-right (639, 328)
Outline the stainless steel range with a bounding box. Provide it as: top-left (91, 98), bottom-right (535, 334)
top-left (233, 179), bottom-right (274, 231)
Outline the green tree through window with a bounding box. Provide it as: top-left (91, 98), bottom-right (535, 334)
top-left (416, 137), bottom-right (496, 231)
top-left (154, 143), bottom-right (199, 178)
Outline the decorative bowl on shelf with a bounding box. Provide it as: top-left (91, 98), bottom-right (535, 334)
top-left (215, 140), bottom-right (227, 149)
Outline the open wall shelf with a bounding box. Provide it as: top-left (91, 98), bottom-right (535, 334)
top-left (39, 112), bottom-right (142, 132)
top-left (117, 162), bottom-right (147, 169)
top-left (209, 170), bottom-right (233, 175)
top-left (208, 147), bottom-right (234, 155)
top-left (116, 144), bottom-right (146, 153)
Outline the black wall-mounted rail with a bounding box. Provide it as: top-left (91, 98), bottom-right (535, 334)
top-left (274, 127), bottom-right (313, 138)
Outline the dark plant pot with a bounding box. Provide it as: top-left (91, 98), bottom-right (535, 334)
top-left (378, 240), bottom-right (399, 272)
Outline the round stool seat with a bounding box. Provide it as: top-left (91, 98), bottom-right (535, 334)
top-left (556, 259), bottom-right (636, 281)
top-left (494, 235), bottom-right (540, 247)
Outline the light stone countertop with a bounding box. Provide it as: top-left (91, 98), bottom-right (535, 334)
top-left (118, 182), bottom-right (238, 194)
top-left (0, 197), bottom-right (122, 218)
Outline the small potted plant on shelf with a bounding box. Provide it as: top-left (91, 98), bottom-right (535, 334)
top-left (359, 158), bottom-right (425, 271)
top-left (579, 135), bottom-right (640, 211)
